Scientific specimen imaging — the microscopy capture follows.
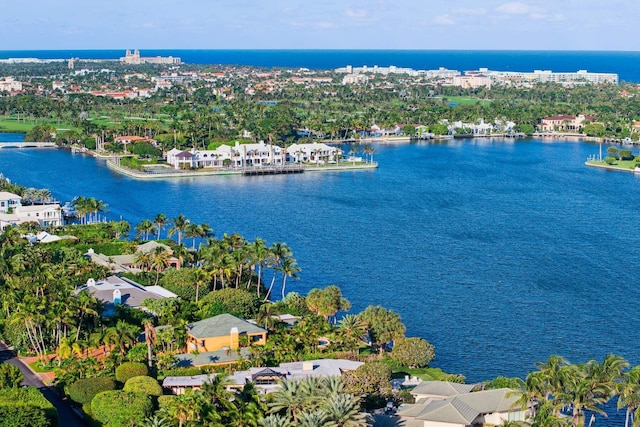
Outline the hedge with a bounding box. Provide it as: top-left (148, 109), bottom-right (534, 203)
top-left (123, 376), bottom-right (163, 397)
top-left (0, 387), bottom-right (57, 426)
top-left (66, 377), bottom-right (117, 405)
top-left (91, 390), bottom-right (153, 427)
top-left (0, 405), bottom-right (49, 427)
top-left (115, 362), bottom-right (149, 383)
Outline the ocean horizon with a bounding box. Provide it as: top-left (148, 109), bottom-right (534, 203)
top-left (2, 49), bottom-right (640, 81)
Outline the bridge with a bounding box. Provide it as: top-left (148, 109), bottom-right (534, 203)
top-left (0, 141), bottom-right (57, 149)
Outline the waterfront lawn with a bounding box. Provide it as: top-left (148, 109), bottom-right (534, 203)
top-left (587, 159), bottom-right (636, 170)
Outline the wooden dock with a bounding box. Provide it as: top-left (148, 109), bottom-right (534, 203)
top-left (242, 165), bottom-right (305, 176)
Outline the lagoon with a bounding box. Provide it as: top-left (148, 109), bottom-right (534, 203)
top-left (1, 137), bottom-right (640, 386)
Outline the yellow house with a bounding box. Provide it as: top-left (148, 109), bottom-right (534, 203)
top-left (185, 313), bottom-right (267, 353)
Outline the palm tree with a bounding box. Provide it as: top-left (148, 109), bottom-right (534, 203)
top-left (278, 256), bottom-right (301, 300)
top-left (154, 213), bottom-right (168, 240)
top-left (193, 267), bottom-right (211, 303)
top-left (150, 246), bottom-right (170, 285)
top-left (265, 242), bottom-right (291, 301)
top-left (618, 366), bottom-right (640, 427)
top-left (136, 219), bottom-right (155, 240)
top-left (258, 415), bottom-right (294, 427)
top-left (322, 393), bottom-right (367, 427)
top-left (169, 214), bottom-right (190, 246)
top-left (144, 320), bottom-right (156, 369)
top-left (252, 238), bottom-right (269, 298)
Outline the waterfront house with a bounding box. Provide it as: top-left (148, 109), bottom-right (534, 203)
top-left (167, 142), bottom-right (286, 170)
top-left (76, 275), bottom-right (177, 316)
top-left (286, 142), bottom-right (338, 163)
top-left (397, 386), bottom-right (528, 427)
top-left (185, 313), bottom-right (267, 354)
top-left (539, 114), bottom-right (596, 132)
top-left (0, 191), bottom-right (62, 230)
top-left (163, 358), bottom-right (363, 395)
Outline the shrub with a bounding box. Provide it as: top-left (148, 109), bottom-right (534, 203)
top-left (66, 377), bottom-right (117, 405)
top-left (0, 405), bottom-right (49, 427)
top-left (158, 268), bottom-right (206, 301)
top-left (91, 390), bottom-right (153, 427)
top-left (157, 394), bottom-right (176, 410)
top-left (0, 387), bottom-right (57, 425)
top-left (391, 337), bottom-right (435, 368)
top-left (123, 376), bottom-right (163, 397)
top-left (115, 362), bottom-right (149, 383)
top-left (0, 363), bottom-right (23, 389)
top-left (604, 156), bottom-right (616, 165)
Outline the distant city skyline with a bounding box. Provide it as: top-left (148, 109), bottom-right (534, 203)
top-left (2, 0), bottom-right (638, 51)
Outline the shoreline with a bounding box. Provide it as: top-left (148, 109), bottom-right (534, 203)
top-left (584, 161), bottom-right (638, 174)
top-left (106, 159), bottom-right (379, 179)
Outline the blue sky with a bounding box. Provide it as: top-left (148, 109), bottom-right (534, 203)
top-left (1, 0), bottom-right (637, 50)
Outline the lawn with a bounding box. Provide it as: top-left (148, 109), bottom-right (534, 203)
top-left (586, 159), bottom-right (637, 171)
top-left (437, 96), bottom-right (492, 106)
top-left (0, 116), bottom-right (79, 133)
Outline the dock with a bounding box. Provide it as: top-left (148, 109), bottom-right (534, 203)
top-left (242, 165), bottom-right (305, 175)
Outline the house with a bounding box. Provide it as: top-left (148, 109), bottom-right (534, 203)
top-left (538, 114), bottom-right (597, 132)
top-left (0, 192), bottom-right (62, 230)
top-left (185, 313), bottom-right (267, 354)
top-left (163, 358), bottom-right (363, 395)
top-left (166, 142), bottom-right (285, 170)
top-left (410, 381), bottom-right (476, 401)
top-left (84, 241), bottom-right (180, 273)
top-left (286, 142), bottom-right (338, 163)
top-left (75, 275), bottom-right (177, 315)
top-left (397, 386), bottom-right (528, 427)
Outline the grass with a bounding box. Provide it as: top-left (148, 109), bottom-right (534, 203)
top-left (391, 366), bottom-right (461, 381)
top-left (437, 96), bottom-right (493, 106)
top-left (28, 360), bottom-right (53, 373)
top-left (586, 159), bottom-right (637, 170)
top-left (0, 116), bottom-right (79, 133)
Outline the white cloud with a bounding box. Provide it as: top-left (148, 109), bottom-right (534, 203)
top-left (496, 2), bottom-right (541, 15)
top-left (452, 8), bottom-right (486, 16)
top-left (530, 13), bottom-right (565, 22)
top-left (434, 15), bottom-right (454, 25)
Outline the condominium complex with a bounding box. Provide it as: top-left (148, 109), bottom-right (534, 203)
top-left (120, 49), bottom-right (182, 65)
top-left (467, 68), bottom-right (618, 86)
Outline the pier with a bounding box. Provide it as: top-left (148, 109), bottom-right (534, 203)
top-left (242, 165), bottom-right (305, 175)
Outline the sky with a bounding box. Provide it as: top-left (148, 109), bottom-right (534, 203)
top-left (1, 0), bottom-right (638, 51)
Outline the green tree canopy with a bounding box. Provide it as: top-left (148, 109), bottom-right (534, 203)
top-left (391, 337), bottom-right (435, 368)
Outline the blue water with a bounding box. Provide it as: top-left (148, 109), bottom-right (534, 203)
top-left (1, 138), bottom-right (639, 374)
top-left (1, 50), bottom-right (640, 81)
top-left (0, 138), bottom-right (638, 425)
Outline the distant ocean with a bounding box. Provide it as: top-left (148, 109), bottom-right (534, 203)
top-left (1, 49), bottom-right (640, 82)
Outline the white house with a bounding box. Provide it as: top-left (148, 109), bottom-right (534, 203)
top-left (166, 142), bottom-right (285, 170)
top-left (286, 142), bottom-right (338, 163)
top-left (0, 192), bottom-right (62, 230)
top-left (397, 384), bottom-right (529, 427)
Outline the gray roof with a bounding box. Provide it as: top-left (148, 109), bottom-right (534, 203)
top-left (411, 380), bottom-right (475, 398)
top-left (77, 275), bottom-right (177, 309)
top-left (398, 387), bottom-right (521, 425)
top-left (162, 374), bottom-right (216, 388)
top-left (187, 313), bottom-right (267, 339)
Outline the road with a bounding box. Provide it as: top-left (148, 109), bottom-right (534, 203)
top-left (0, 341), bottom-right (87, 427)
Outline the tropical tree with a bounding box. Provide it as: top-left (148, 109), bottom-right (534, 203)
top-left (169, 214), bottom-right (190, 245)
top-left (136, 219), bottom-right (156, 240)
top-left (154, 213), bottom-right (168, 240)
top-left (278, 256), bottom-right (301, 300)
